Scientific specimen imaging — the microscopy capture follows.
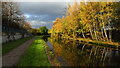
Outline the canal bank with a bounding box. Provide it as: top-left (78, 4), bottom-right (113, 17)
top-left (62, 37), bottom-right (120, 47)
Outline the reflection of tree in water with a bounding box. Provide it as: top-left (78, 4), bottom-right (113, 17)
top-left (41, 35), bottom-right (50, 42)
top-left (50, 38), bottom-right (120, 66)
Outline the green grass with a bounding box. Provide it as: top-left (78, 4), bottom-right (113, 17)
top-left (18, 36), bottom-right (51, 66)
top-left (2, 36), bottom-right (34, 55)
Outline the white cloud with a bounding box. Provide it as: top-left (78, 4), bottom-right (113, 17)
top-left (24, 14), bottom-right (31, 18)
top-left (31, 20), bottom-right (46, 25)
top-left (52, 20), bottom-right (55, 23)
top-left (30, 20), bottom-right (50, 28)
top-left (40, 21), bottom-right (47, 24)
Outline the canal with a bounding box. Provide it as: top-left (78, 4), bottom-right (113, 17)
top-left (42, 36), bottom-right (120, 66)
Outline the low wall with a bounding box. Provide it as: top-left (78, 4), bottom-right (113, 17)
top-left (2, 33), bottom-right (30, 43)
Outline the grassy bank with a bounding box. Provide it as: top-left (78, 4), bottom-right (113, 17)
top-left (45, 44), bottom-right (61, 66)
top-left (67, 37), bottom-right (120, 47)
top-left (2, 36), bottom-right (34, 55)
top-left (18, 36), bottom-right (51, 66)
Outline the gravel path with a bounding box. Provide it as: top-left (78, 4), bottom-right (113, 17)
top-left (2, 37), bottom-right (35, 67)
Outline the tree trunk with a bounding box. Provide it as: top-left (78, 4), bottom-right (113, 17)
top-left (94, 31), bottom-right (98, 40)
top-left (109, 30), bottom-right (112, 42)
top-left (82, 32), bottom-right (86, 38)
top-left (90, 30), bottom-right (94, 40)
top-left (104, 29), bottom-right (108, 41)
top-left (73, 32), bottom-right (76, 39)
top-left (101, 29), bottom-right (105, 41)
top-left (22, 34), bottom-right (24, 38)
top-left (7, 34), bottom-right (11, 42)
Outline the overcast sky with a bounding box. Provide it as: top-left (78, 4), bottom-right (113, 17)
top-left (19, 2), bottom-right (68, 29)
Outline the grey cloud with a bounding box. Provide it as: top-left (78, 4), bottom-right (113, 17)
top-left (18, 2), bottom-right (67, 29)
top-left (19, 2), bottom-right (67, 16)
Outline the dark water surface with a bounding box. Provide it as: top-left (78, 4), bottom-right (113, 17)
top-left (42, 36), bottom-right (120, 66)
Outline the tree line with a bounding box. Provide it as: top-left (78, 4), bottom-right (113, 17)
top-left (31, 26), bottom-right (49, 35)
top-left (50, 2), bottom-right (120, 42)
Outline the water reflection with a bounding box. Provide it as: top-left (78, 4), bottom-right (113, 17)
top-left (41, 35), bottom-right (49, 42)
top-left (46, 37), bottom-right (120, 66)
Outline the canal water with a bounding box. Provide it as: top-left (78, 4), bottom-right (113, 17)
top-left (42, 36), bottom-right (120, 66)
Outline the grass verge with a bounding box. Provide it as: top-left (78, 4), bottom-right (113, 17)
top-left (66, 37), bottom-right (120, 47)
top-left (18, 36), bottom-right (51, 66)
top-left (2, 36), bottom-right (34, 55)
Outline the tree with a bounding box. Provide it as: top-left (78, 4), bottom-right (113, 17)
top-left (51, 1), bottom-right (120, 42)
top-left (31, 28), bottom-right (40, 35)
top-left (39, 26), bottom-right (48, 35)
top-left (2, 2), bottom-right (32, 40)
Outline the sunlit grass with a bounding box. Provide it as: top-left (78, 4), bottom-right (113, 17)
top-left (68, 37), bottom-right (119, 46)
top-left (18, 36), bottom-right (51, 66)
top-left (2, 36), bottom-right (33, 55)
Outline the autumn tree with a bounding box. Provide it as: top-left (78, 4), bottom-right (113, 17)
top-left (51, 1), bottom-right (120, 42)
